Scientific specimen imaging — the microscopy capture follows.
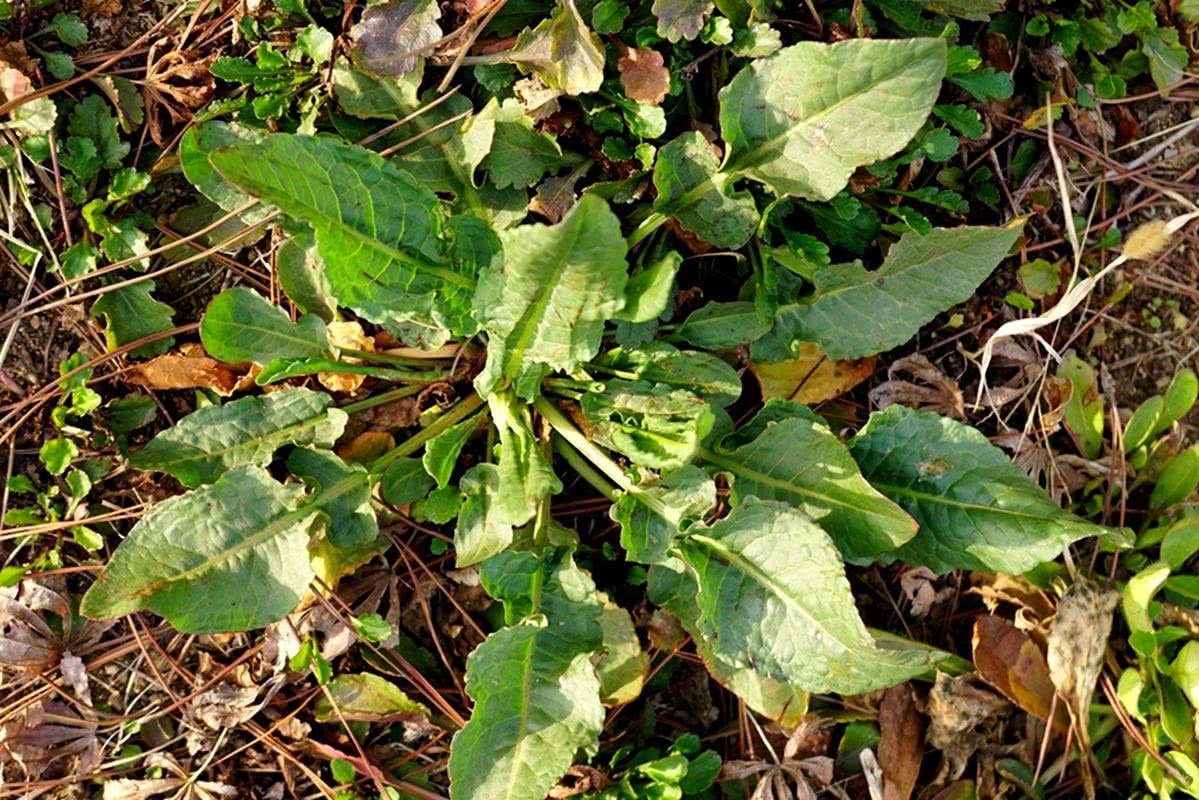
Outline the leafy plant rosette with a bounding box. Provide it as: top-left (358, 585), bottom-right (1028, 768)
top-left (78, 18), bottom-right (1114, 800)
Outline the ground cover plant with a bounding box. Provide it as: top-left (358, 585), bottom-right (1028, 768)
top-left (3, 1), bottom-right (1199, 798)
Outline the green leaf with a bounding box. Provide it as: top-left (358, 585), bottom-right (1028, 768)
top-left (351, 0), bottom-right (442, 77)
top-left (207, 132), bottom-right (476, 343)
top-left (754, 224), bottom-right (1021, 362)
top-left (1150, 446), bottom-right (1199, 510)
top-left (314, 673), bottom-right (429, 722)
top-left (949, 68), bottom-right (1013, 101)
top-left (49, 12), bottom-right (88, 45)
top-left (380, 457), bottom-right (437, 505)
top-left (287, 447), bottom-right (378, 546)
top-left (44, 51), bottom-right (75, 80)
top-left (332, 55), bottom-right (421, 118)
top-left (40, 437), bottom-right (78, 476)
top-left (613, 465), bottom-right (716, 565)
top-left (653, 131), bottom-right (759, 249)
top-left (179, 122), bottom-right (275, 225)
top-left (276, 231), bottom-right (337, 320)
top-left (582, 381), bottom-right (714, 470)
top-left (593, 595), bottom-right (648, 705)
top-left (652, 0), bottom-right (713, 41)
top-left (672, 498), bottom-right (930, 694)
top-left (1141, 27), bottom-right (1187, 92)
top-left (719, 38), bottom-right (947, 201)
top-left (702, 415), bottom-right (917, 564)
top-left (68, 95), bottom-right (128, 169)
top-left (1058, 352), bottom-right (1104, 459)
top-left (1123, 561), bottom-right (1169, 635)
top-left (450, 549), bottom-right (604, 800)
top-left (615, 252), bottom-right (679, 325)
top-left (850, 405), bottom-right (1106, 573)
top-left (507, 0), bottom-right (605, 95)
top-left (60, 241), bottom-right (99, 281)
top-left (90, 280), bottom-right (175, 359)
top-left (423, 412), bottom-right (481, 488)
top-left (455, 394), bottom-right (561, 566)
top-left (201, 287), bottom-right (330, 365)
top-left (592, 342), bottom-right (741, 406)
top-left (649, 562), bottom-right (809, 726)
top-left (81, 465), bottom-right (318, 633)
top-left (480, 98), bottom-right (577, 189)
top-left (933, 103), bottom-right (984, 139)
top-left (675, 301), bottom-right (771, 350)
top-left (914, 0), bottom-right (1004, 21)
top-left (130, 388), bottom-right (347, 488)
top-left (475, 194), bottom-right (628, 398)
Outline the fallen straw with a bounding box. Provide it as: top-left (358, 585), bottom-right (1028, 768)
top-left (976, 209), bottom-right (1199, 407)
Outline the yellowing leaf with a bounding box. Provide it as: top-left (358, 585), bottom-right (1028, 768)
top-left (751, 342), bottom-right (874, 404)
top-left (618, 47), bottom-right (670, 105)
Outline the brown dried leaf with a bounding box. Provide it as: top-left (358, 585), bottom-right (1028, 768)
top-left (869, 353), bottom-right (964, 420)
top-left (0, 700), bottom-right (100, 780)
top-left (0, 42), bottom-right (38, 72)
top-left (188, 685), bottom-right (261, 730)
top-left (337, 430), bottom-right (396, 462)
top-left (619, 47), bottom-right (670, 105)
top-left (83, 0), bottom-right (122, 16)
top-left (549, 765), bottom-right (611, 798)
top-left (319, 320), bottom-right (373, 393)
top-left (1046, 578), bottom-right (1119, 740)
top-left (878, 684), bottom-right (923, 800)
top-left (926, 673), bottom-right (1009, 780)
top-left (751, 342), bottom-right (875, 405)
top-left (971, 615), bottom-right (1064, 729)
top-left (129, 344), bottom-right (253, 396)
top-left (899, 567), bottom-right (952, 618)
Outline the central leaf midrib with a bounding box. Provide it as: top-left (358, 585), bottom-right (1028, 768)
top-left (134, 472), bottom-right (361, 598)
top-left (723, 48), bottom-right (936, 177)
top-left (210, 147), bottom-right (475, 290)
top-left (870, 479), bottom-right (1052, 523)
top-left (685, 531), bottom-right (864, 655)
top-left (700, 447), bottom-right (907, 528)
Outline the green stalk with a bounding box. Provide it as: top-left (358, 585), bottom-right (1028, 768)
top-left (370, 392), bottom-right (486, 477)
top-left (552, 438), bottom-right (619, 503)
top-left (339, 384), bottom-right (426, 415)
top-left (343, 348), bottom-right (454, 367)
top-left (536, 396), bottom-right (672, 519)
top-left (626, 211), bottom-right (669, 249)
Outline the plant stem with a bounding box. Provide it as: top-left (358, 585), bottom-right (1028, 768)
top-left (370, 392), bottom-right (486, 476)
top-left (626, 211), bottom-right (668, 249)
top-left (343, 348), bottom-right (452, 367)
top-left (552, 438), bottom-right (619, 502)
top-left (535, 396), bottom-right (632, 492)
top-left (339, 384), bottom-right (425, 415)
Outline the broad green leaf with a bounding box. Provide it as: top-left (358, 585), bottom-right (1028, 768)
top-left (350, 0), bottom-right (441, 77)
top-left (850, 405), bottom-right (1107, 574)
top-left (754, 224), bottom-right (1022, 362)
top-left (208, 132), bottom-right (477, 343)
top-left (719, 38), bottom-right (947, 200)
top-left (480, 98), bottom-right (578, 189)
top-left (90, 280), bottom-right (175, 359)
top-left (593, 595), bottom-right (648, 706)
top-left (455, 394), bottom-right (560, 566)
top-left (423, 412), bottom-right (482, 488)
top-left (68, 95), bottom-right (128, 169)
top-left (915, 0), bottom-right (1004, 20)
top-left (615, 252), bottom-right (679, 324)
top-left (1123, 561), bottom-right (1169, 635)
top-left (592, 342), bottom-right (741, 406)
top-left (201, 287), bottom-right (330, 365)
top-left (672, 498), bottom-right (930, 694)
top-left (332, 55), bottom-right (421, 118)
top-left (179, 122), bottom-right (274, 225)
top-left (276, 231), bottom-right (337, 320)
top-left (675, 301), bottom-right (771, 350)
top-left (370, 92), bottom-right (527, 228)
top-left (314, 673), bottom-right (429, 722)
top-left (81, 466), bottom-right (318, 633)
top-left (130, 388), bottom-right (347, 487)
top-left (613, 465), bottom-right (715, 565)
top-left (450, 549), bottom-right (604, 800)
top-left (702, 416), bottom-right (917, 564)
top-left (649, 561), bottom-right (808, 726)
top-left (254, 356), bottom-right (430, 385)
top-left (653, 131), bottom-right (758, 249)
top-left (1059, 353), bottom-right (1104, 459)
top-left (287, 448), bottom-right (377, 547)
top-left (582, 381), bottom-right (715, 470)
top-left (381, 457), bottom-right (436, 505)
top-left (507, 0), bottom-right (605, 95)
top-left (652, 0), bottom-right (713, 41)
top-left (1150, 446), bottom-right (1199, 510)
top-left (475, 194), bottom-right (628, 398)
